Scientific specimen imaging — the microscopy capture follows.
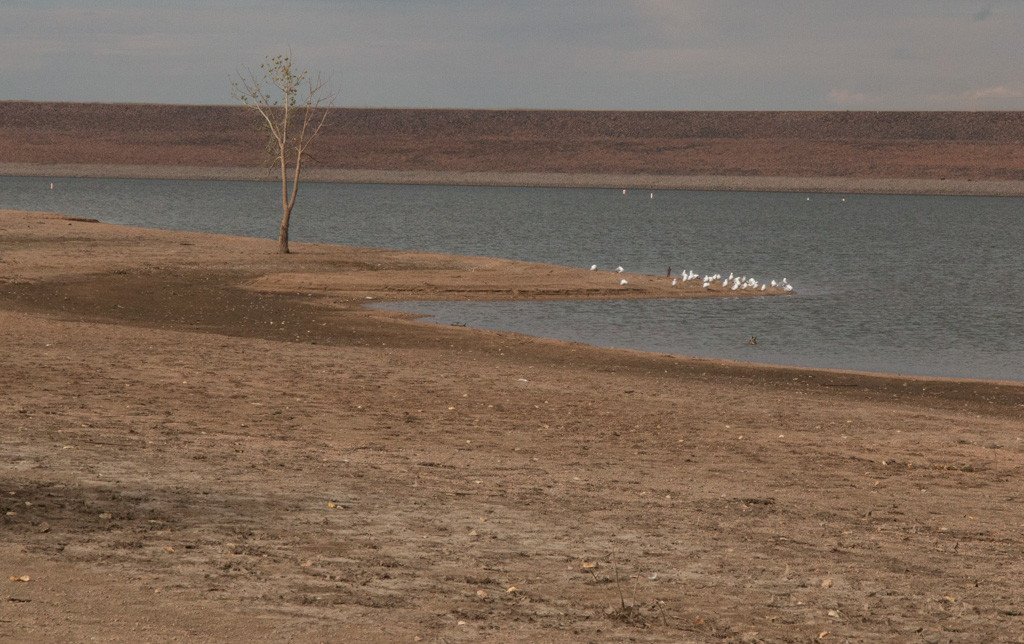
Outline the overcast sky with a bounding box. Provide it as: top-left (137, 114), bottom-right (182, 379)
top-left (3, 1), bottom-right (1024, 110)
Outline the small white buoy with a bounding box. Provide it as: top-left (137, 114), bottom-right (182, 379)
top-left (50, 182), bottom-right (54, 190)
top-left (650, 192), bottom-right (654, 198)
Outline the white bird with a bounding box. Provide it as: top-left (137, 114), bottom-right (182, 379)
top-left (620, 279), bottom-right (629, 285)
top-left (761, 284), bottom-right (767, 291)
top-left (703, 281), bottom-right (710, 288)
top-left (784, 283), bottom-right (793, 292)
top-left (616, 266), bottom-right (625, 273)
top-left (671, 278), bottom-right (677, 286)
top-left (590, 264), bottom-right (597, 271)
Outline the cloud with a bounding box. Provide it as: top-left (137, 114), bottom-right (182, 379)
top-left (964, 85), bottom-right (1024, 100)
top-left (826, 88), bottom-right (872, 107)
top-left (4, 1), bottom-right (1024, 109)
top-left (93, 33), bottom-right (200, 58)
top-left (923, 85), bottom-right (1024, 110)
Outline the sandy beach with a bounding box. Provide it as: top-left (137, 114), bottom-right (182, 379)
top-left (2, 209), bottom-right (1022, 642)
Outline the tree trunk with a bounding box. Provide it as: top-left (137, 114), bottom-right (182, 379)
top-left (279, 150), bottom-right (303, 255)
top-left (279, 205), bottom-right (291, 254)
top-left (279, 155), bottom-right (291, 254)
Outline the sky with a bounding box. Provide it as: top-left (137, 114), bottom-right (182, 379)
top-left (3, 1), bottom-right (1024, 110)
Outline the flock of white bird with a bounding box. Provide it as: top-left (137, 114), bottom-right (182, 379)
top-left (591, 264), bottom-right (794, 292)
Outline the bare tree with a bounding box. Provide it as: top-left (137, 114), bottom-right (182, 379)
top-left (232, 53), bottom-right (337, 253)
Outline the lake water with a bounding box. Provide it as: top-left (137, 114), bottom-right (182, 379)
top-left (2, 176), bottom-right (1023, 382)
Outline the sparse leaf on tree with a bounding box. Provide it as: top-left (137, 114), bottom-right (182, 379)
top-left (231, 51), bottom-right (338, 253)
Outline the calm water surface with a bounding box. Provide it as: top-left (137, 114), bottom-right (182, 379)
top-left (2, 176), bottom-right (1022, 382)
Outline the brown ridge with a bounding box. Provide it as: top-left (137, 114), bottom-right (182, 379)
top-left (3, 101), bottom-right (1024, 181)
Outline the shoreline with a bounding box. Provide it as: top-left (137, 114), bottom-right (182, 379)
top-left (374, 302), bottom-right (1024, 387)
top-left (6, 162), bottom-right (1024, 196)
top-left (2, 209), bottom-right (1020, 390)
top-left (2, 208), bottom-right (1019, 385)
top-left (3, 210), bottom-right (1024, 641)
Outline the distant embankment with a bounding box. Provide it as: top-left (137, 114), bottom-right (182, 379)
top-left (3, 102), bottom-right (1024, 194)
